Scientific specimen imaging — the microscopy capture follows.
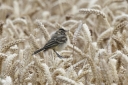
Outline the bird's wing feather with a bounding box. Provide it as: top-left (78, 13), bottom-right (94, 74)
top-left (43, 35), bottom-right (67, 51)
top-left (56, 35), bottom-right (67, 43)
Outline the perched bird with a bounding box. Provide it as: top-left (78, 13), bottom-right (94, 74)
top-left (33, 28), bottom-right (68, 58)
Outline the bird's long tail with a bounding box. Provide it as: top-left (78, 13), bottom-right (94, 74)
top-left (32, 48), bottom-right (45, 55)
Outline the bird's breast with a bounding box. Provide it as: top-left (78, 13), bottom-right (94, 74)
top-left (54, 41), bottom-right (67, 51)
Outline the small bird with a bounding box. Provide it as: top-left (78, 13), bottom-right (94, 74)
top-left (33, 28), bottom-right (68, 58)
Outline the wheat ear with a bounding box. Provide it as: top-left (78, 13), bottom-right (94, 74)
top-left (52, 68), bottom-right (66, 79)
top-left (113, 21), bottom-right (128, 35)
top-left (35, 20), bottom-right (50, 40)
top-left (29, 34), bottom-right (40, 49)
top-left (79, 9), bottom-right (106, 18)
top-left (112, 35), bottom-right (124, 49)
top-left (79, 9), bottom-right (110, 28)
top-left (72, 21), bottom-right (82, 57)
top-left (84, 53), bottom-right (102, 84)
top-left (72, 59), bottom-right (85, 69)
top-left (83, 23), bottom-right (92, 43)
top-left (13, 18), bottom-right (27, 25)
top-left (41, 20), bottom-right (56, 29)
top-left (56, 75), bottom-right (78, 85)
top-left (67, 44), bottom-right (85, 58)
top-left (76, 64), bottom-right (90, 81)
top-left (0, 53), bottom-right (7, 74)
top-left (62, 20), bottom-right (78, 26)
top-left (33, 56), bottom-right (53, 85)
top-left (97, 27), bottom-right (113, 48)
top-left (3, 54), bottom-right (18, 77)
top-left (20, 61), bottom-right (35, 83)
top-left (7, 20), bottom-right (19, 38)
top-left (108, 58), bottom-right (119, 83)
top-left (100, 58), bottom-right (112, 85)
top-left (0, 39), bottom-right (25, 53)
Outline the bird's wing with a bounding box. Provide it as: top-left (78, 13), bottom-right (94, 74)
top-left (43, 35), bottom-right (67, 51)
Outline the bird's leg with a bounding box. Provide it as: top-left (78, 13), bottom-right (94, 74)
top-left (53, 49), bottom-right (63, 58)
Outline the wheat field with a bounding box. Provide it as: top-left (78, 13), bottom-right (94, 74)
top-left (0, 0), bottom-right (128, 85)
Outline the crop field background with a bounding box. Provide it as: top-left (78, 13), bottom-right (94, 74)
top-left (0, 0), bottom-right (128, 85)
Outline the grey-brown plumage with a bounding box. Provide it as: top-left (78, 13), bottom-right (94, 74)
top-left (33, 28), bottom-right (68, 58)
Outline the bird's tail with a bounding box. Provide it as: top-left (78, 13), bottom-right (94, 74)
top-left (32, 48), bottom-right (45, 55)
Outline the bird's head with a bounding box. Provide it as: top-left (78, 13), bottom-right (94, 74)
top-left (56, 28), bottom-right (68, 35)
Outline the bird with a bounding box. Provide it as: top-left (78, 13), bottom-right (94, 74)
top-left (32, 28), bottom-right (68, 58)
